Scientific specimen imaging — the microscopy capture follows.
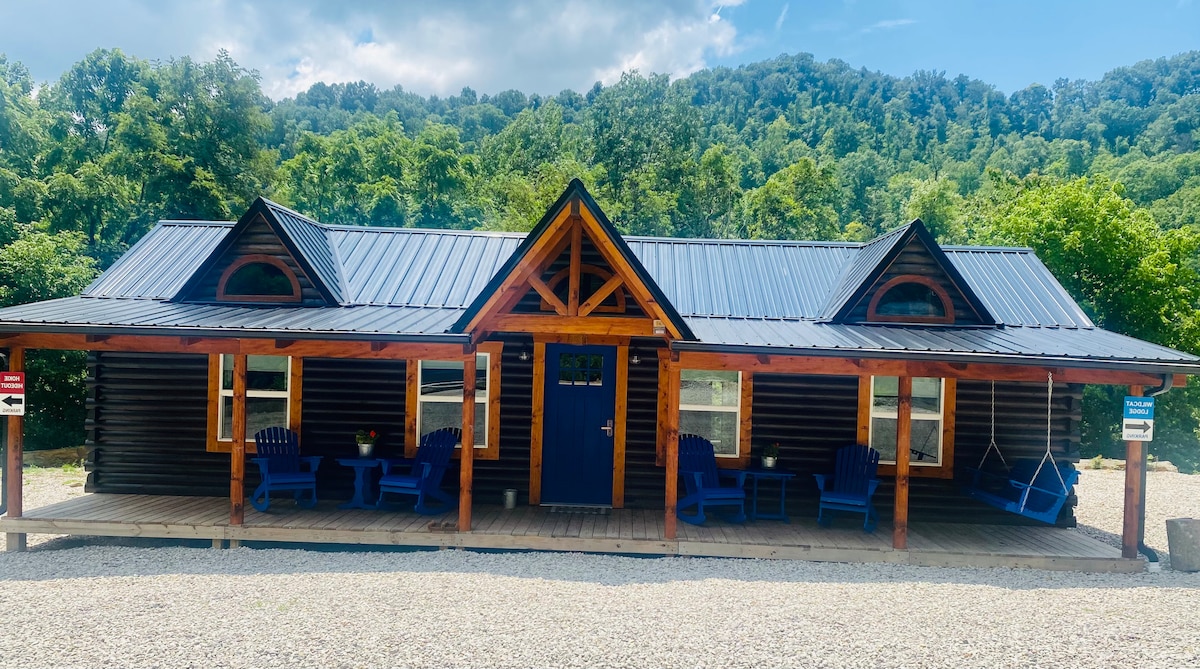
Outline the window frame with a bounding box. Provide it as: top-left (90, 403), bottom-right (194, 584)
top-left (405, 342), bottom-right (503, 460)
top-left (206, 354), bottom-right (303, 453)
top-left (657, 353), bottom-right (753, 468)
top-left (216, 254), bottom-right (302, 303)
top-left (679, 369), bottom-right (743, 459)
top-left (866, 275), bottom-right (955, 324)
top-left (858, 375), bottom-right (956, 478)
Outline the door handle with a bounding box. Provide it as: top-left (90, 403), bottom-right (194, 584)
top-left (600, 419), bottom-right (614, 437)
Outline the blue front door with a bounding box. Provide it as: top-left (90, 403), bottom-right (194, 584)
top-left (542, 344), bottom-right (616, 506)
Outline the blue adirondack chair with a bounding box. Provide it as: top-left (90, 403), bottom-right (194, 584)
top-left (676, 434), bottom-right (747, 526)
top-left (249, 426), bottom-right (322, 512)
top-left (376, 428), bottom-right (459, 514)
top-left (814, 444), bottom-right (881, 532)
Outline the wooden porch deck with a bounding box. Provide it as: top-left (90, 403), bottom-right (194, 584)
top-left (1, 494), bottom-right (1138, 572)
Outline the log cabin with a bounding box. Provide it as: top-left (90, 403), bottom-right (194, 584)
top-left (1, 179), bottom-right (1196, 569)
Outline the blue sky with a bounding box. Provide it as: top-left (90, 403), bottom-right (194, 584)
top-left (1, 0), bottom-right (1197, 99)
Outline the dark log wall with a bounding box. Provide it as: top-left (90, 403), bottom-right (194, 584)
top-left (189, 215), bottom-right (325, 304)
top-left (740, 375), bottom-right (1080, 526)
top-left (87, 349), bottom-right (1080, 526)
top-left (846, 238), bottom-right (981, 324)
top-left (623, 341), bottom-right (667, 508)
top-left (471, 335), bottom-right (535, 505)
top-left (86, 341), bottom-right (540, 504)
top-left (86, 352), bottom-right (226, 495)
top-left (299, 358), bottom-right (407, 498)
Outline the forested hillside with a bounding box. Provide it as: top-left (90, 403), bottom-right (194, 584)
top-left (0, 48), bottom-right (1198, 468)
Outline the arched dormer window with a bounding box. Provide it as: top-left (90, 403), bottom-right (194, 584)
top-left (216, 255), bottom-right (302, 303)
top-left (867, 276), bottom-right (954, 324)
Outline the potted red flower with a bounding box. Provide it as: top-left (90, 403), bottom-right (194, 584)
top-left (355, 429), bottom-right (378, 458)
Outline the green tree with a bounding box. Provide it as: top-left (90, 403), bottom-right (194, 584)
top-left (741, 157), bottom-right (841, 240)
top-left (0, 228), bottom-right (98, 450)
top-left (968, 174), bottom-right (1200, 469)
top-left (905, 178), bottom-right (964, 242)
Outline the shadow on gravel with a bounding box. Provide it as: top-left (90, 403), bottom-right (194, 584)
top-left (3, 533), bottom-right (1200, 589)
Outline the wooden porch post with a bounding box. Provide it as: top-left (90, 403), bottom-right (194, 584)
top-left (459, 351), bottom-right (476, 531)
top-left (1121, 385), bottom-right (1145, 559)
top-left (664, 362), bottom-right (680, 540)
top-left (229, 354), bottom-right (247, 526)
top-left (4, 347), bottom-right (26, 552)
top-left (893, 375), bottom-right (912, 550)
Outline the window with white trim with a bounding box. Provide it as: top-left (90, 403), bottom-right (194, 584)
top-left (679, 369), bottom-right (741, 457)
top-left (417, 354), bottom-right (489, 447)
top-left (217, 354), bottom-right (292, 441)
top-left (869, 376), bottom-right (944, 465)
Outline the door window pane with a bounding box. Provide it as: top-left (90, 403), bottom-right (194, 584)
top-left (558, 353), bottom-right (604, 386)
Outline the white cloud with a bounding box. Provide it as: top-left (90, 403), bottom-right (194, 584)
top-left (775, 4), bottom-right (790, 31)
top-left (44, 0), bottom-right (745, 99)
top-left (861, 18), bottom-right (917, 33)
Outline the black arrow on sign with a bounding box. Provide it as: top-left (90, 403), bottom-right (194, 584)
top-left (1124, 421), bottom-right (1151, 432)
top-left (2, 396), bottom-right (22, 407)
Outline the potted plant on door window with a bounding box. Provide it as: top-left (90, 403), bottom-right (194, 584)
top-left (355, 429), bottom-right (378, 458)
top-left (761, 442), bottom-right (780, 469)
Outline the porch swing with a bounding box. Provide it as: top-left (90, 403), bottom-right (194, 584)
top-left (962, 373), bottom-right (1080, 524)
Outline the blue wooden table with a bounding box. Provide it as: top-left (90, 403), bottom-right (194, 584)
top-left (336, 457), bottom-right (380, 510)
top-left (744, 467), bottom-right (797, 522)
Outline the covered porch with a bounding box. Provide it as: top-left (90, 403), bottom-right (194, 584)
top-left (0, 493), bottom-right (1135, 572)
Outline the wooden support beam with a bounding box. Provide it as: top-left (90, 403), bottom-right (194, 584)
top-left (567, 222), bottom-right (582, 316)
top-left (0, 333), bottom-right (469, 362)
top-left (4, 347), bottom-right (25, 552)
top-left (664, 363), bottom-right (681, 540)
top-left (487, 314), bottom-right (656, 336)
top-left (893, 376), bottom-right (912, 550)
top-left (527, 273), bottom-right (568, 316)
top-left (612, 345), bottom-right (628, 508)
top-left (459, 352), bottom-right (476, 531)
top-left (529, 342), bottom-right (546, 505)
top-left (673, 350), bottom-right (1184, 388)
top-left (578, 273), bottom-right (625, 318)
top-left (1122, 385), bottom-right (1145, 559)
top-left (229, 354), bottom-right (247, 526)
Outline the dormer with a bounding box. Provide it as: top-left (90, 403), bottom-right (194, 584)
top-left (173, 198), bottom-right (344, 306)
top-left (821, 220), bottom-right (994, 326)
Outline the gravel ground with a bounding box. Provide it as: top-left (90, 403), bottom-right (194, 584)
top-left (1, 468), bottom-right (1198, 668)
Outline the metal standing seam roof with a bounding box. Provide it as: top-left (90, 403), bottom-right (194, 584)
top-left (819, 224), bottom-right (908, 319)
top-left (4, 200), bottom-right (1199, 373)
top-left (262, 199), bottom-right (346, 304)
top-left (83, 222), bottom-right (234, 299)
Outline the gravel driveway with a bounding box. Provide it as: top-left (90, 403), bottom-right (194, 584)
top-left (1, 468), bottom-right (1198, 668)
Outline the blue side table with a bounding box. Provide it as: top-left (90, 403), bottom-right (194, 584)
top-left (744, 467), bottom-right (797, 522)
top-left (336, 457), bottom-right (381, 510)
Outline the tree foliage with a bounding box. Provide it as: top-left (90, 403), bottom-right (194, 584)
top-left (0, 48), bottom-right (1199, 458)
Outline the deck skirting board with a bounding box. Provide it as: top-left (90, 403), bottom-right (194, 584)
top-left (2, 495), bottom-right (1140, 573)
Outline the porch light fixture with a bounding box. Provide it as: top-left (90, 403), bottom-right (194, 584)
top-left (652, 319), bottom-right (666, 336)
top-left (518, 347), bottom-right (530, 362)
top-left (630, 354), bottom-right (641, 365)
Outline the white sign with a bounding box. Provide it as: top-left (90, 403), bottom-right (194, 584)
top-left (1122, 396), bottom-right (1154, 442)
top-left (0, 371), bottom-right (24, 416)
